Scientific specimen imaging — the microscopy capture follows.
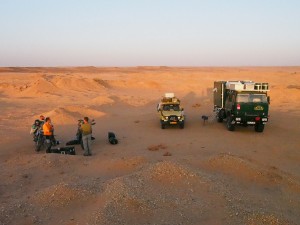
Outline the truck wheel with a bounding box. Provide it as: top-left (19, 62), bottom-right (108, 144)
top-left (217, 117), bottom-right (223, 122)
top-left (255, 124), bottom-right (264, 132)
top-left (217, 110), bottom-right (224, 122)
top-left (160, 120), bottom-right (166, 129)
top-left (226, 116), bottom-right (235, 131)
top-left (179, 122), bottom-right (184, 129)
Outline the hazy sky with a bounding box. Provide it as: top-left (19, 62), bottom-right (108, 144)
top-left (1, 0), bottom-right (300, 66)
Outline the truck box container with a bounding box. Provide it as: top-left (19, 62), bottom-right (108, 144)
top-left (214, 81), bottom-right (226, 108)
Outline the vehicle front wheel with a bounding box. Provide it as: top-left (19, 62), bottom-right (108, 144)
top-left (179, 122), bottom-right (184, 129)
top-left (226, 116), bottom-right (235, 131)
top-left (255, 124), bottom-right (264, 132)
top-left (160, 121), bottom-right (166, 129)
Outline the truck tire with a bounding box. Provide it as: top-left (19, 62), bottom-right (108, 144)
top-left (217, 110), bottom-right (224, 122)
top-left (226, 116), bottom-right (235, 131)
top-left (179, 122), bottom-right (184, 129)
top-left (161, 121), bottom-right (166, 129)
top-left (255, 124), bottom-right (264, 132)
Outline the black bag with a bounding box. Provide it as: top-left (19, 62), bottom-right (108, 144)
top-left (48, 146), bottom-right (76, 155)
top-left (108, 132), bottom-right (118, 145)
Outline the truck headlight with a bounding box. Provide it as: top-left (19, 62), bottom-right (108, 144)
top-left (236, 118), bottom-right (241, 121)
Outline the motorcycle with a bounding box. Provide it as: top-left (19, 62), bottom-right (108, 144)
top-left (34, 129), bottom-right (59, 152)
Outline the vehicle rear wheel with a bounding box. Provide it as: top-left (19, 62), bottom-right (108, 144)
top-left (217, 110), bottom-right (224, 122)
top-left (179, 122), bottom-right (184, 129)
top-left (255, 123), bottom-right (264, 132)
top-left (226, 116), bottom-right (235, 131)
top-left (217, 117), bottom-right (223, 122)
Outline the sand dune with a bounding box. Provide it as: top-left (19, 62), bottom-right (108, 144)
top-left (0, 67), bottom-right (300, 225)
top-left (39, 106), bottom-right (105, 124)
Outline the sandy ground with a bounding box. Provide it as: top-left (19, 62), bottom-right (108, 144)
top-left (0, 67), bottom-right (300, 225)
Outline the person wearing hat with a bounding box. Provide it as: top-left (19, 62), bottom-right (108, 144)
top-left (80, 117), bottom-right (92, 156)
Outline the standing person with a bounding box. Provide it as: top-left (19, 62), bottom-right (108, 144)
top-left (80, 117), bottom-right (92, 156)
top-left (39, 115), bottom-right (45, 125)
top-left (43, 117), bottom-right (54, 153)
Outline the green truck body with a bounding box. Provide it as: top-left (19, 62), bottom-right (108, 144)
top-left (213, 81), bottom-right (270, 132)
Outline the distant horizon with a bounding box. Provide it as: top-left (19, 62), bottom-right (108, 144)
top-left (1, 65), bottom-right (300, 68)
top-left (1, 1), bottom-right (300, 67)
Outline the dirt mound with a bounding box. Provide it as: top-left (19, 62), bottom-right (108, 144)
top-left (106, 79), bottom-right (161, 90)
top-left (22, 77), bottom-right (58, 96)
top-left (91, 96), bottom-right (114, 105)
top-left (106, 157), bottom-right (146, 171)
top-left (204, 154), bottom-right (300, 191)
top-left (205, 154), bottom-right (282, 184)
top-left (146, 161), bottom-right (198, 184)
top-left (52, 76), bottom-right (105, 92)
top-left (93, 161), bottom-right (224, 225)
top-left (118, 95), bottom-right (150, 106)
top-left (18, 75), bottom-right (106, 97)
top-left (31, 182), bottom-right (90, 209)
top-left (40, 106), bottom-right (105, 124)
top-left (246, 213), bottom-right (296, 225)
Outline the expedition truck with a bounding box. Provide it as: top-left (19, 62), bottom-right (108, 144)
top-left (157, 93), bottom-right (185, 129)
top-left (213, 81), bottom-right (270, 132)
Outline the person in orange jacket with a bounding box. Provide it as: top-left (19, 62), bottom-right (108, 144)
top-left (43, 117), bottom-right (54, 153)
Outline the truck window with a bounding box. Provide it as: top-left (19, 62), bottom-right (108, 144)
top-left (237, 94), bottom-right (249, 103)
top-left (237, 94), bottom-right (267, 103)
top-left (249, 94), bottom-right (268, 103)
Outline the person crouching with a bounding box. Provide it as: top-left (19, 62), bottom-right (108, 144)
top-left (80, 117), bottom-right (92, 156)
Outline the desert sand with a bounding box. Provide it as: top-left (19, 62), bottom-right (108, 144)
top-left (0, 67), bottom-right (300, 225)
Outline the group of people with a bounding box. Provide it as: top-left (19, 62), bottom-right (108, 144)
top-left (31, 115), bottom-right (93, 156)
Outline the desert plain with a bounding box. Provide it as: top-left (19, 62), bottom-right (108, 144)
top-left (0, 66), bottom-right (300, 225)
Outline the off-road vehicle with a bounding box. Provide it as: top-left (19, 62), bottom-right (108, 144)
top-left (157, 93), bottom-right (185, 129)
top-left (214, 81), bottom-right (270, 132)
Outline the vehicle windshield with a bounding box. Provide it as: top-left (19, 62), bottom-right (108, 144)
top-left (237, 94), bottom-right (268, 103)
top-left (162, 104), bottom-right (180, 111)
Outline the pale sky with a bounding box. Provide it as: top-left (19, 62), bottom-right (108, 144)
top-left (0, 0), bottom-right (299, 66)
